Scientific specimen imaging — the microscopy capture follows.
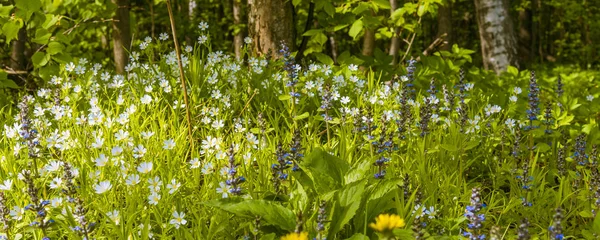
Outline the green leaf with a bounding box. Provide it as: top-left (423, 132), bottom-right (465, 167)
top-left (507, 65), bottom-right (519, 76)
top-left (349, 19), bottom-right (363, 39)
top-left (300, 148), bottom-right (350, 191)
top-left (440, 144), bottom-right (458, 152)
top-left (278, 94), bottom-right (292, 101)
top-left (2, 19), bottom-right (24, 43)
top-left (345, 233), bottom-right (369, 240)
top-left (0, 5), bottom-right (14, 17)
top-left (328, 180), bottom-right (366, 239)
top-left (16, 0), bottom-right (42, 13)
top-left (31, 51), bottom-right (50, 67)
top-left (592, 212), bottom-right (600, 233)
top-left (202, 199), bottom-right (296, 231)
top-left (313, 52), bottom-right (334, 65)
top-left (42, 14), bottom-right (60, 29)
top-left (393, 229), bottom-right (414, 239)
top-left (372, 0), bottom-right (391, 9)
top-left (464, 140), bottom-right (480, 150)
top-left (293, 112), bottom-right (309, 120)
top-left (580, 210), bottom-right (594, 218)
top-left (33, 28), bottom-right (51, 44)
top-left (259, 233), bottom-right (277, 240)
top-left (303, 29), bottom-right (323, 36)
top-left (46, 42), bottom-right (64, 55)
top-left (333, 24), bottom-right (349, 31)
top-left (15, 0), bottom-right (41, 22)
top-left (0, 70), bottom-right (17, 89)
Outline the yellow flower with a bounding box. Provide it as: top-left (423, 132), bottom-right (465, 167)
top-left (281, 232), bottom-right (309, 240)
top-left (369, 213), bottom-right (406, 232)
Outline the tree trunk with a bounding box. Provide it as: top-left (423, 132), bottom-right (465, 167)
top-left (474, 0), bottom-right (518, 74)
top-left (233, 0), bottom-right (243, 60)
top-left (389, 0), bottom-right (401, 64)
top-left (436, 0), bottom-right (452, 51)
top-left (10, 26), bottom-right (27, 71)
top-left (517, 8), bottom-right (532, 66)
top-left (362, 28), bottom-right (375, 57)
top-left (248, 0), bottom-right (295, 57)
top-left (112, 0), bottom-right (131, 74)
top-left (328, 32), bottom-right (338, 64)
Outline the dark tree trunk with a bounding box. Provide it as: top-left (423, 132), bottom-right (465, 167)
top-left (474, 0), bottom-right (519, 74)
top-left (248, 0), bottom-right (295, 57)
top-left (10, 26), bottom-right (27, 71)
top-left (233, 0), bottom-right (243, 60)
top-left (518, 8), bottom-right (532, 66)
top-left (362, 28), bottom-right (375, 57)
top-left (437, 0), bottom-right (452, 51)
top-left (112, 0), bottom-right (131, 74)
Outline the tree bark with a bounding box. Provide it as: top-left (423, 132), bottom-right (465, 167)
top-left (474, 0), bottom-right (518, 74)
top-left (233, 0), bottom-right (243, 60)
top-left (436, 0), bottom-right (452, 51)
top-left (112, 0), bottom-right (131, 74)
top-left (517, 7), bottom-right (532, 66)
top-left (362, 28), bottom-right (375, 57)
top-left (10, 26), bottom-right (27, 71)
top-left (389, 0), bottom-right (401, 64)
top-left (248, 0), bottom-right (295, 58)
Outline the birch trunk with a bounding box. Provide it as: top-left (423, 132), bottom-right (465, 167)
top-left (474, 0), bottom-right (518, 74)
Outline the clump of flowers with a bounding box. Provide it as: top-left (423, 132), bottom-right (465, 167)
top-left (62, 162), bottom-right (96, 238)
top-left (549, 208), bottom-right (564, 240)
top-left (226, 144), bottom-right (245, 196)
top-left (463, 187), bottom-right (485, 240)
top-left (525, 71), bottom-right (540, 130)
top-left (22, 170), bottom-right (52, 239)
top-left (271, 143), bottom-right (291, 192)
top-left (289, 130), bottom-right (304, 171)
top-left (369, 213), bottom-right (406, 239)
top-left (315, 200), bottom-right (327, 239)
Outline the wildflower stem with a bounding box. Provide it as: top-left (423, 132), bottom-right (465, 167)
top-left (165, 0), bottom-right (194, 152)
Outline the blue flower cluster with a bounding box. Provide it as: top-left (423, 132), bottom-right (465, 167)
top-left (464, 187), bottom-right (485, 240)
top-left (226, 144), bottom-right (246, 195)
top-left (525, 71), bottom-right (540, 129)
top-left (549, 208), bottom-right (564, 240)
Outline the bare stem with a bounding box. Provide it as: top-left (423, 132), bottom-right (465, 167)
top-left (166, 0), bottom-right (194, 152)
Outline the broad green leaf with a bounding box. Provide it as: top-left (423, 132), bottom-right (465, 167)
top-left (302, 29), bottom-right (323, 36)
top-left (345, 233), bottom-right (369, 240)
top-left (333, 24), bottom-right (349, 31)
top-left (313, 53), bottom-right (334, 65)
top-left (278, 94), bottom-right (291, 101)
top-left (33, 28), bottom-right (51, 44)
top-left (202, 199), bottom-right (296, 231)
top-left (2, 19), bottom-right (23, 43)
top-left (47, 42), bottom-right (64, 55)
top-left (42, 14), bottom-right (61, 29)
top-left (372, 0), bottom-right (391, 9)
top-left (0, 79), bottom-right (19, 89)
top-left (440, 144), bottom-right (458, 152)
top-left (259, 233), bottom-right (277, 240)
top-left (328, 180), bottom-right (366, 238)
top-left (464, 140), bottom-right (480, 150)
top-left (32, 51), bottom-right (50, 67)
top-left (16, 0), bottom-right (42, 13)
top-left (349, 19), bottom-right (363, 39)
top-left (293, 112), bottom-right (309, 120)
top-left (507, 65), bottom-right (519, 76)
top-left (300, 147), bottom-right (350, 190)
top-left (0, 5), bottom-right (13, 17)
